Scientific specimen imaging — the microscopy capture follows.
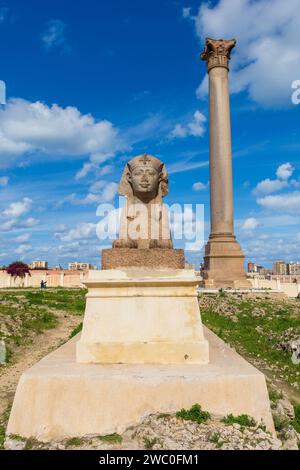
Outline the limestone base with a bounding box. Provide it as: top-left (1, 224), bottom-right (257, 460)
top-left (7, 327), bottom-right (274, 441)
top-left (203, 234), bottom-right (251, 288)
top-left (76, 269), bottom-right (209, 364)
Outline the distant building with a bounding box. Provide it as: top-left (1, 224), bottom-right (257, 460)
top-left (273, 260), bottom-right (287, 275)
top-left (287, 262), bottom-right (300, 275)
top-left (247, 262), bottom-right (257, 273)
top-left (29, 260), bottom-right (48, 270)
top-left (68, 262), bottom-right (96, 271)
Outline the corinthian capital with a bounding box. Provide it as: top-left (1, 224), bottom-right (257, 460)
top-left (201, 38), bottom-right (236, 72)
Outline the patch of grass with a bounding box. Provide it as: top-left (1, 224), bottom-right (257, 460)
top-left (200, 294), bottom-right (300, 390)
top-left (0, 425), bottom-right (5, 450)
top-left (23, 309), bottom-right (58, 333)
top-left (292, 404), bottom-right (300, 433)
top-left (176, 404), bottom-right (210, 424)
top-left (222, 414), bottom-right (256, 427)
top-left (98, 433), bottom-right (123, 444)
top-left (24, 437), bottom-right (42, 450)
top-left (143, 436), bottom-right (158, 449)
top-left (69, 322), bottom-right (83, 339)
top-left (273, 415), bottom-right (289, 432)
top-left (0, 289), bottom-right (86, 363)
top-left (268, 389), bottom-right (283, 403)
top-left (210, 431), bottom-right (220, 444)
top-left (66, 437), bottom-right (84, 447)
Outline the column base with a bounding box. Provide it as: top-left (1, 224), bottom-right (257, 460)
top-left (202, 234), bottom-right (251, 288)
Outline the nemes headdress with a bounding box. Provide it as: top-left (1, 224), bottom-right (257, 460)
top-left (118, 153), bottom-right (169, 198)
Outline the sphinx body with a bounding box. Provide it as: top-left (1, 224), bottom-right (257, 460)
top-left (113, 154), bottom-right (173, 249)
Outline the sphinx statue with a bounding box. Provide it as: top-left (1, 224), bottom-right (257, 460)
top-left (113, 153), bottom-right (173, 249)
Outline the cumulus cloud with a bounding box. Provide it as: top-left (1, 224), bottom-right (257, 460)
top-left (253, 162), bottom-right (294, 195)
top-left (2, 197), bottom-right (32, 218)
top-left (168, 111), bottom-right (206, 140)
top-left (41, 19), bottom-right (70, 53)
top-left (0, 98), bottom-right (127, 169)
top-left (59, 181), bottom-right (118, 206)
top-left (276, 162), bottom-right (294, 180)
top-left (0, 176), bottom-right (8, 186)
top-left (192, 0), bottom-right (300, 107)
top-left (0, 217), bottom-right (39, 232)
top-left (55, 222), bottom-right (97, 242)
top-left (253, 178), bottom-right (289, 196)
top-left (257, 191), bottom-right (300, 214)
top-left (192, 181), bottom-right (207, 191)
top-left (241, 217), bottom-right (259, 230)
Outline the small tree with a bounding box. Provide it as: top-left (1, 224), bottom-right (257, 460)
top-left (6, 261), bottom-right (31, 279)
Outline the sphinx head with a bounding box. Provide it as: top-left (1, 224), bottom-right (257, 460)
top-left (119, 154), bottom-right (168, 202)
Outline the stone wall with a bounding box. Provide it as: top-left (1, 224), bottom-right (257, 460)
top-left (249, 278), bottom-right (300, 298)
top-left (0, 270), bottom-right (89, 289)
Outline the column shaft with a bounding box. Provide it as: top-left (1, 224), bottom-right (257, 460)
top-left (209, 67), bottom-right (234, 236)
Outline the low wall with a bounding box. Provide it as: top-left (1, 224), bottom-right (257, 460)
top-left (249, 278), bottom-right (300, 298)
top-left (0, 270), bottom-right (89, 289)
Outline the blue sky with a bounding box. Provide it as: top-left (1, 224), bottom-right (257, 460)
top-left (0, 0), bottom-right (299, 269)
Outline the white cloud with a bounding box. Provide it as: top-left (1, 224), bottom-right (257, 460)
top-left (276, 162), bottom-right (294, 180)
top-left (0, 217), bottom-right (39, 232)
top-left (253, 162), bottom-right (295, 195)
top-left (241, 217), bottom-right (259, 230)
top-left (192, 0), bottom-right (300, 107)
top-left (41, 19), bottom-right (70, 53)
top-left (55, 222), bottom-right (96, 242)
top-left (0, 98), bottom-right (127, 168)
top-left (14, 233), bottom-right (31, 243)
top-left (75, 162), bottom-right (114, 180)
top-left (192, 181), bottom-right (207, 191)
top-left (168, 111), bottom-right (206, 140)
top-left (257, 191), bottom-right (300, 214)
top-left (15, 244), bottom-right (32, 255)
top-left (253, 178), bottom-right (289, 196)
top-left (59, 181), bottom-right (118, 206)
top-left (2, 197), bottom-right (32, 218)
top-left (0, 176), bottom-right (8, 186)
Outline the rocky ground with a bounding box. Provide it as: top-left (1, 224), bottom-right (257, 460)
top-left (1, 289), bottom-right (300, 450)
top-left (4, 399), bottom-right (299, 450)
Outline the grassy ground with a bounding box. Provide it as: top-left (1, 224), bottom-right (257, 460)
top-left (199, 292), bottom-right (300, 399)
top-left (0, 288), bottom-right (86, 449)
top-left (0, 288), bottom-right (299, 449)
top-left (0, 288), bottom-right (86, 365)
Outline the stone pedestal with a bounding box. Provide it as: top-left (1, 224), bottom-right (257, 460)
top-left (7, 327), bottom-right (275, 441)
top-left (203, 234), bottom-right (250, 288)
top-left (102, 248), bottom-right (185, 270)
top-left (76, 268), bottom-right (209, 364)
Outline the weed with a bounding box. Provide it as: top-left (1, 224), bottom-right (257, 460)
top-left (69, 322), bottom-right (83, 339)
top-left (98, 433), bottom-right (123, 444)
top-left (143, 437), bottom-right (158, 449)
top-left (176, 404), bottom-right (210, 424)
top-left (222, 414), bottom-right (256, 427)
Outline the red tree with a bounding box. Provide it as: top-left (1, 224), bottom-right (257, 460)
top-left (6, 261), bottom-right (31, 279)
